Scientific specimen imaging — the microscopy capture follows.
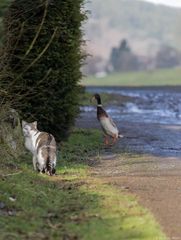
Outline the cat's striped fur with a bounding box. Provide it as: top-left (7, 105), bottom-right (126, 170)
top-left (22, 121), bottom-right (57, 175)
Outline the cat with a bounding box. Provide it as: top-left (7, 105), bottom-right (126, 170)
top-left (22, 120), bottom-right (57, 176)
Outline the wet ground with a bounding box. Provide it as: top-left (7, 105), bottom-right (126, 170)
top-left (77, 86), bottom-right (181, 239)
top-left (80, 86), bottom-right (181, 157)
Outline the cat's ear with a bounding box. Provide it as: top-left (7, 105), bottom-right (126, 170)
top-left (33, 121), bottom-right (37, 128)
top-left (22, 120), bottom-right (27, 127)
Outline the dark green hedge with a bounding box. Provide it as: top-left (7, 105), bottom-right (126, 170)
top-left (0, 0), bottom-right (86, 141)
top-left (0, 0), bottom-right (11, 45)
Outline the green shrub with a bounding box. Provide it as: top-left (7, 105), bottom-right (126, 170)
top-left (0, 0), bottom-right (86, 141)
top-left (0, 0), bottom-right (11, 45)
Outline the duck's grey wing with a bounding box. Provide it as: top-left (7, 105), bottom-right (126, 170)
top-left (108, 115), bottom-right (118, 130)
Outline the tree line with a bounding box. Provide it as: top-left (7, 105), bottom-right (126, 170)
top-left (85, 39), bottom-right (181, 75)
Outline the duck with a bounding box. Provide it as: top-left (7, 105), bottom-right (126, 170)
top-left (91, 93), bottom-right (123, 146)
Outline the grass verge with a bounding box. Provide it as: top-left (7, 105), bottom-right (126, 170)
top-left (82, 68), bottom-right (181, 86)
top-left (79, 91), bottom-right (132, 107)
top-left (0, 129), bottom-right (167, 239)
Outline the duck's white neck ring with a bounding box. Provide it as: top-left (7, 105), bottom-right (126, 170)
top-left (97, 104), bottom-right (102, 107)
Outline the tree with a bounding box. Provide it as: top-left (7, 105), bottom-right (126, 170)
top-left (0, 0), bottom-right (86, 141)
top-left (109, 39), bottom-right (139, 72)
top-left (155, 45), bottom-right (181, 69)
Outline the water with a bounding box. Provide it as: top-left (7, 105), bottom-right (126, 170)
top-left (81, 87), bottom-right (181, 125)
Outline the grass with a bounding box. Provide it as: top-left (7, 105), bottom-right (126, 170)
top-left (79, 91), bottom-right (118, 106)
top-left (82, 68), bottom-right (181, 86)
top-left (79, 91), bottom-right (132, 107)
top-left (0, 129), bottom-right (167, 239)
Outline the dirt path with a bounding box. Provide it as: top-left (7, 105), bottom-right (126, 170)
top-left (92, 154), bottom-right (181, 240)
top-left (76, 116), bottom-right (181, 240)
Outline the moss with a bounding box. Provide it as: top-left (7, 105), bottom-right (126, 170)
top-left (0, 105), bottom-right (24, 171)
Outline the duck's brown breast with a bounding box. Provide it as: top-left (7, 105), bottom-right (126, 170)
top-left (97, 107), bottom-right (108, 120)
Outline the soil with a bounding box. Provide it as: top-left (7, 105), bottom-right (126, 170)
top-left (76, 101), bottom-right (181, 240)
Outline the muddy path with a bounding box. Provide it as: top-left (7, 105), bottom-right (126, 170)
top-left (77, 87), bottom-right (181, 240)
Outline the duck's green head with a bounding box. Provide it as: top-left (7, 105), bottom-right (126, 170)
top-left (91, 93), bottom-right (101, 105)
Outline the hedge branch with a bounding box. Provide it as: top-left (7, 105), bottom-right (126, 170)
top-left (16, 27), bottom-right (58, 80)
top-left (25, 0), bottom-right (49, 57)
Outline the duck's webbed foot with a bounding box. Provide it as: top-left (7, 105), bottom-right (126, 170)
top-left (110, 135), bottom-right (118, 146)
top-left (104, 135), bottom-right (109, 146)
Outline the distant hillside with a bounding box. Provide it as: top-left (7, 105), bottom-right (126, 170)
top-left (85, 0), bottom-right (181, 60)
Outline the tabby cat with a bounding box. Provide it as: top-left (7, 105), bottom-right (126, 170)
top-left (22, 121), bottom-right (56, 175)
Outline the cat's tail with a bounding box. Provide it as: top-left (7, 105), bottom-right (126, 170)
top-left (46, 155), bottom-right (56, 176)
top-left (46, 134), bottom-right (56, 176)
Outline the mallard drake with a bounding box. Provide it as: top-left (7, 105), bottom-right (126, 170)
top-left (91, 93), bottom-right (123, 145)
